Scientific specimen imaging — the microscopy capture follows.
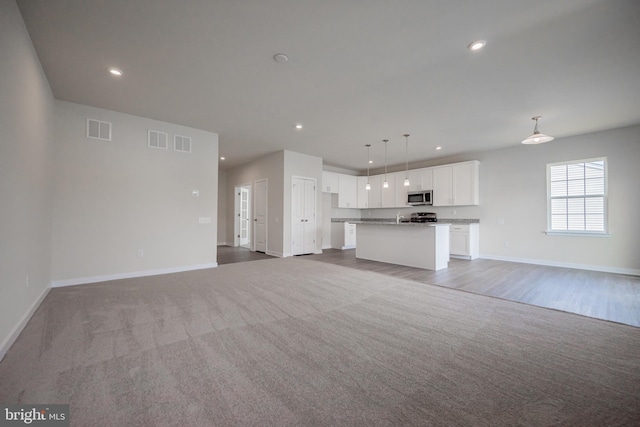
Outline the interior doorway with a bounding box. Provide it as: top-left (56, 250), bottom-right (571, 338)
top-left (234, 184), bottom-right (252, 248)
top-left (254, 179), bottom-right (268, 253)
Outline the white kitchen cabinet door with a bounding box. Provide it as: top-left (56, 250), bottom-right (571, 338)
top-left (421, 168), bottom-right (433, 190)
top-left (357, 176), bottom-right (369, 208)
top-left (452, 161), bottom-right (479, 206)
top-left (432, 166), bottom-right (453, 206)
top-left (433, 161), bottom-right (479, 206)
top-left (292, 177), bottom-right (317, 255)
top-left (338, 174), bottom-right (358, 208)
top-left (450, 223), bottom-right (479, 259)
top-left (368, 175), bottom-right (383, 208)
top-left (395, 171), bottom-right (410, 207)
top-left (344, 223), bottom-right (356, 247)
top-left (381, 173), bottom-right (396, 208)
top-left (321, 171), bottom-right (339, 193)
top-left (407, 169), bottom-right (424, 192)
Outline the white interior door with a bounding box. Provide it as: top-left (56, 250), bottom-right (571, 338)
top-left (291, 178), bottom-right (305, 256)
top-left (254, 179), bottom-right (267, 253)
top-left (239, 186), bottom-right (250, 247)
top-left (292, 177), bottom-right (316, 255)
top-left (303, 178), bottom-right (316, 254)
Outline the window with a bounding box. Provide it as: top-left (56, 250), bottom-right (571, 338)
top-left (547, 158), bottom-right (607, 234)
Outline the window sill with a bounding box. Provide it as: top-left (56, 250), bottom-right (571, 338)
top-left (544, 231), bottom-right (611, 237)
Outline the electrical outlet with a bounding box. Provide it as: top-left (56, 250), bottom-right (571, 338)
top-left (503, 241), bottom-right (510, 248)
top-left (497, 218), bottom-right (505, 225)
top-left (137, 249), bottom-right (144, 258)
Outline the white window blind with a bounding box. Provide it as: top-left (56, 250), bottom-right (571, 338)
top-left (547, 158), bottom-right (607, 233)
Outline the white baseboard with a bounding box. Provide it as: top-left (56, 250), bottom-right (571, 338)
top-left (341, 245), bottom-right (356, 250)
top-left (480, 254), bottom-right (640, 276)
top-left (51, 262), bottom-right (219, 288)
top-left (0, 286), bottom-right (50, 362)
top-left (266, 250), bottom-right (284, 258)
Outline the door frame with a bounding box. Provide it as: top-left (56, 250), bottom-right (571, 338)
top-left (233, 182), bottom-right (252, 248)
top-left (253, 178), bottom-right (268, 253)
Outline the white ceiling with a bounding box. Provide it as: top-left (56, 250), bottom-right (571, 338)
top-left (16, 0), bottom-right (640, 171)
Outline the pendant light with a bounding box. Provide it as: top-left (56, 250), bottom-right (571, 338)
top-left (522, 116), bottom-right (554, 144)
top-left (365, 144), bottom-right (371, 191)
top-left (403, 134), bottom-right (410, 186)
top-left (383, 139), bottom-right (389, 188)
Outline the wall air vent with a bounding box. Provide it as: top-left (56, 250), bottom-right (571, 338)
top-left (148, 130), bottom-right (168, 150)
top-left (86, 119), bottom-right (112, 141)
top-left (174, 135), bottom-right (192, 153)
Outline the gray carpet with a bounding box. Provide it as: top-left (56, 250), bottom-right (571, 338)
top-left (1, 258), bottom-right (639, 426)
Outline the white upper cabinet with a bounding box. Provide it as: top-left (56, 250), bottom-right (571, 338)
top-left (394, 171), bottom-right (410, 207)
top-left (357, 176), bottom-right (369, 209)
top-left (381, 173), bottom-right (396, 208)
top-left (322, 171), bottom-right (339, 193)
top-left (407, 168), bottom-right (433, 192)
top-left (432, 161), bottom-right (479, 206)
top-left (338, 174), bottom-right (358, 208)
top-left (368, 175), bottom-right (383, 208)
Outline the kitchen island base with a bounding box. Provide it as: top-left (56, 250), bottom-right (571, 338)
top-left (355, 223), bottom-right (450, 271)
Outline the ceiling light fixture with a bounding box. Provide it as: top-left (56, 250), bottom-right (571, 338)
top-left (383, 139), bottom-right (389, 189)
top-left (522, 116), bottom-right (554, 144)
top-left (220, 157), bottom-right (225, 160)
top-left (365, 144), bottom-right (371, 191)
top-left (403, 134), bottom-right (410, 186)
top-left (468, 40), bottom-right (486, 51)
top-left (435, 146), bottom-right (442, 150)
top-left (274, 53), bottom-right (289, 64)
top-left (295, 124), bottom-right (303, 130)
top-left (109, 68), bottom-right (123, 76)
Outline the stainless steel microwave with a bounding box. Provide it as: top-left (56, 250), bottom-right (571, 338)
top-left (407, 190), bottom-right (433, 206)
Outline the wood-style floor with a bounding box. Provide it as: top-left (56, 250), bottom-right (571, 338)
top-left (217, 245), bottom-right (275, 264)
top-left (218, 246), bottom-right (640, 327)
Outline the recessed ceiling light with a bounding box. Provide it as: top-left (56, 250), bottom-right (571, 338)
top-left (109, 68), bottom-right (123, 76)
top-left (220, 156), bottom-right (225, 160)
top-left (467, 40), bottom-right (486, 51)
top-left (295, 124), bottom-right (303, 130)
top-left (368, 160), bottom-right (373, 164)
top-left (274, 53), bottom-right (289, 64)
top-left (435, 146), bottom-right (442, 150)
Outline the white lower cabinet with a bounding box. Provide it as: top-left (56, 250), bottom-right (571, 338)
top-left (331, 222), bottom-right (356, 250)
top-left (449, 223), bottom-right (479, 259)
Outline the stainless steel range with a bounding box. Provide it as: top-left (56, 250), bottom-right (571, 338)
top-left (410, 212), bottom-right (437, 223)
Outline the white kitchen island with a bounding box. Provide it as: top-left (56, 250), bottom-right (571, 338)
top-left (353, 221), bottom-right (450, 270)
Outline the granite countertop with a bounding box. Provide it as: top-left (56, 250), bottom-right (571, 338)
top-left (346, 220), bottom-right (451, 227)
top-left (332, 218), bottom-right (479, 224)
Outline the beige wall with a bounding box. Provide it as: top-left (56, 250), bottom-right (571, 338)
top-left (52, 101), bottom-right (219, 283)
top-left (283, 150), bottom-right (323, 256)
top-left (225, 151), bottom-right (285, 256)
top-left (367, 124), bottom-right (640, 274)
top-left (217, 170), bottom-right (228, 245)
top-left (224, 150), bottom-right (323, 257)
top-left (0, 0), bottom-right (54, 359)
